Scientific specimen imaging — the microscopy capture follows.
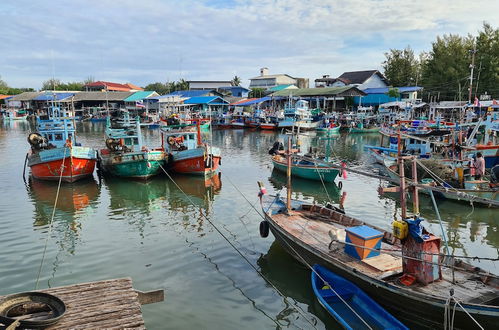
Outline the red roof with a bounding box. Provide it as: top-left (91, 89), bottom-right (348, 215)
top-left (0, 95), bottom-right (12, 100)
top-left (230, 98), bottom-right (258, 106)
top-left (84, 81), bottom-right (142, 91)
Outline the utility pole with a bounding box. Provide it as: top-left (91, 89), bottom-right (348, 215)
top-left (468, 38), bottom-right (477, 104)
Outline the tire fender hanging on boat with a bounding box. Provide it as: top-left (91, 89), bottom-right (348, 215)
top-left (259, 221), bottom-right (269, 238)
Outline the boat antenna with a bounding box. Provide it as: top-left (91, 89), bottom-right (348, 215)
top-left (286, 135), bottom-right (292, 213)
top-left (468, 38), bottom-right (476, 104)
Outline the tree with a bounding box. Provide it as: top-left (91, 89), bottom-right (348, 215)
top-left (421, 34), bottom-right (473, 101)
top-left (474, 23), bottom-right (499, 98)
top-left (231, 75), bottom-right (241, 86)
top-left (382, 46), bottom-right (420, 86)
top-left (42, 78), bottom-right (62, 90)
top-left (249, 88), bottom-right (265, 98)
top-left (386, 88), bottom-right (400, 98)
top-left (144, 82), bottom-right (170, 95)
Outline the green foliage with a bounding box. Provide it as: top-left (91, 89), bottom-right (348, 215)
top-left (421, 33), bottom-right (473, 101)
top-left (382, 46), bottom-right (420, 86)
top-left (0, 75), bottom-right (33, 95)
top-left (382, 22), bottom-right (499, 101)
top-left (386, 88), bottom-right (400, 98)
top-left (41, 78), bottom-right (83, 91)
top-left (231, 75), bottom-right (241, 86)
top-left (143, 79), bottom-right (191, 95)
top-left (249, 88), bottom-right (265, 98)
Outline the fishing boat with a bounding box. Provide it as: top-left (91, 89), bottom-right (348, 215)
top-left (311, 264), bottom-right (408, 330)
top-left (160, 123), bottom-right (221, 176)
top-left (260, 116), bottom-right (279, 130)
top-left (258, 144), bottom-right (499, 329)
top-left (26, 105), bottom-right (96, 182)
top-left (316, 120), bottom-right (341, 134)
top-left (350, 124), bottom-right (380, 134)
top-left (269, 140), bottom-right (340, 183)
top-left (97, 110), bottom-right (165, 179)
top-left (5, 109), bottom-right (28, 121)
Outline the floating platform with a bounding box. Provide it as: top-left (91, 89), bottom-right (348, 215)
top-left (0, 277), bottom-right (163, 329)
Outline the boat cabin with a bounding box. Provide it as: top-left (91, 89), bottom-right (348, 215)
top-left (161, 128), bottom-right (199, 153)
top-left (36, 106), bottom-right (76, 148)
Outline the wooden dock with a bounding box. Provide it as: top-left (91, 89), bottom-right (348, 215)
top-left (1, 277), bottom-right (164, 329)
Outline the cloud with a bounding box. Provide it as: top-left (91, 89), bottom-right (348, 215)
top-left (0, 0), bottom-right (497, 89)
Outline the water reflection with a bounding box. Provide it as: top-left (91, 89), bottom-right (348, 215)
top-left (269, 169), bottom-right (343, 206)
top-left (258, 240), bottom-right (341, 330)
top-left (28, 177), bottom-right (100, 226)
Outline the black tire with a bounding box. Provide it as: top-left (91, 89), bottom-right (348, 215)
top-left (259, 221), bottom-right (269, 238)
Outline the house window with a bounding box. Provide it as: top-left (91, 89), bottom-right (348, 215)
top-left (55, 134), bottom-right (63, 141)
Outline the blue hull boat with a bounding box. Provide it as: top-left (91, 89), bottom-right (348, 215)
top-left (311, 265), bottom-right (408, 330)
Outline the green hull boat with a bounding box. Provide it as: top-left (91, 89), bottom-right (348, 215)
top-left (272, 155), bottom-right (339, 182)
top-left (99, 150), bottom-right (165, 179)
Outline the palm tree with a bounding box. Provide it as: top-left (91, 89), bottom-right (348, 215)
top-left (231, 75), bottom-right (241, 86)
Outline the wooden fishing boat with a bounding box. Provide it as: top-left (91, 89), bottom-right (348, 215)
top-left (316, 126), bottom-right (341, 134)
top-left (5, 109), bottom-right (28, 121)
top-left (311, 264), bottom-right (408, 330)
top-left (161, 123), bottom-right (221, 176)
top-left (260, 194), bottom-right (499, 328)
top-left (97, 110), bottom-right (165, 179)
top-left (259, 142), bottom-right (499, 329)
top-left (272, 154), bottom-right (339, 183)
top-left (27, 105), bottom-right (96, 183)
top-left (381, 163), bottom-right (499, 207)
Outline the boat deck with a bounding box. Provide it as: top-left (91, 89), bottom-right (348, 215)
top-left (270, 208), bottom-right (498, 304)
top-left (0, 278), bottom-right (152, 329)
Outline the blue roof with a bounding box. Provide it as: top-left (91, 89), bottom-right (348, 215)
top-left (123, 91), bottom-right (156, 102)
top-left (218, 86), bottom-right (250, 92)
top-left (33, 92), bottom-right (75, 101)
top-left (363, 86), bottom-right (422, 94)
top-left (184, 96), bottom-right (228, 105)
top-left (164, 90), bottom-right (214, 98)
top-left (235, 96), bottom-right (271, 106)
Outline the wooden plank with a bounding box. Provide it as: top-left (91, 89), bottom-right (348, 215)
top-left (0, 278), bottom-right (146, 330)
top-left (362, 254), bottom-right (403, 272)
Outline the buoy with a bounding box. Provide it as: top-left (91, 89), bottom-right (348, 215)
top-left (259, 221), bottom-right (269, 238)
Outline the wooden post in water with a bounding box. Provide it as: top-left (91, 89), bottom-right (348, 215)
top-left (399, 157), bottom-right (407, 219)
top-left (412, 156), bottom-right (419, 215)
top-left (286, 135), bottom-right (292, 213)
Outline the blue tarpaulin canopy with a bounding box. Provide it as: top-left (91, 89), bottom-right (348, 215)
top-left (235, 96), bottom-right (271, 106)
top-left (184, 96), bottom-right (228, 105)
top-left (33, 92), bottom-right (75, 101)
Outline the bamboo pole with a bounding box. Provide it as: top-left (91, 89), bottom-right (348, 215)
top-left (286, 136), bottom-right (292, 213)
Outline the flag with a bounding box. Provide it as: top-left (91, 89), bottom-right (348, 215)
top-left (136, 100), bottom-right (145, 108)
top-left (493, 99), bottom-right (498, 105)
top-left (474, 97), bottom-right (480, 107)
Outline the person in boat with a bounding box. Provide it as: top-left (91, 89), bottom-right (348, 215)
top-left (473, 152), bottom-right (485, 180)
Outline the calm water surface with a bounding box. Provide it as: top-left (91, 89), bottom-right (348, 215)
top-left (0, 121), bottom-right (497, 329)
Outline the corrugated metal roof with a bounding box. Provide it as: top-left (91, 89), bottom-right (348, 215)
top-left (363, 86), bottom-right (422, 94)
top-left (123, 91), bottom-right (158, 102)
top-left (338, 70), bottom-right (387, 84)
top-left (250, 74), bottom-right (294, 80)
top-left (33, 92), bottom-right (75, 101)
top-left (8, 92), bottom-right (43, 101)
top-left (218, 86), bottom-right (250, 92)
top-left (272, 86), bottom-right (366, 97)
top-left (184, 96), bottom-right (228, 105)
top-left (72, 91), bottom-right (133, 101)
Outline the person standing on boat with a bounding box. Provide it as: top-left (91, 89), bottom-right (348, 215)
top-left (473, 152), bottom-right (485, 180)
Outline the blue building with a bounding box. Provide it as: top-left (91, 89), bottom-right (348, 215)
top-left (218, 86), bottom-right (250, 98)
top-left (353, 86), bottom-right (422, 107)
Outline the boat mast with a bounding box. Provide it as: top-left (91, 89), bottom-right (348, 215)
top-left (286, 135), bottom-right (292, 213)
top-left (468, 38), bottom-right (476, 104)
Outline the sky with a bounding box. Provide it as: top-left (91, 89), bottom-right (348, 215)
top-left (1, 0), bottom-right (498, 89)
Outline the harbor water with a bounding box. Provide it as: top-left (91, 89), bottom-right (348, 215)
top-left (0, 121), bottom-right (497, 329)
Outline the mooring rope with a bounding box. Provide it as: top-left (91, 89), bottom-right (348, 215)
top-left (35, 147), bottom-right (68, 289)
top-left (158, 165), bottom-right (319, 329)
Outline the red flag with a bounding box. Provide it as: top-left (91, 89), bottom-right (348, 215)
top-left (493, 99), bottom-right (498, 105)
top-left (341, 161), bottom-right (347, 179)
